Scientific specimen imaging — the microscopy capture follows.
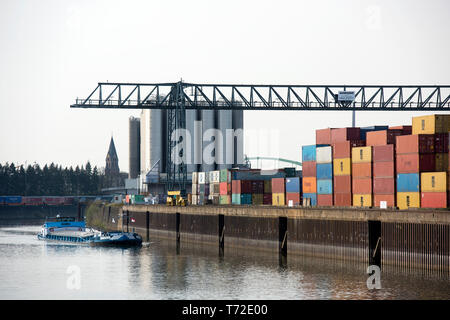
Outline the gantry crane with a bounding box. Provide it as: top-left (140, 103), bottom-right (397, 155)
top-left (71, 81), bottom-right (450, 197)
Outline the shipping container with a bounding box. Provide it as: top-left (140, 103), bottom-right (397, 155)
top-left (251, 180), bottom-right (264, 194)
top-left (397, 192), bottom-right (420, 209)
top-left (334, 175), bottom-right (351, 193)
top-left (263, 193), bottom-right (272, 205)
top-left (232, 194), bottom-right (252, 205)
top-left (316, 128), bottom-right (334, 145)
top-left (359, 126), bottom-right (389, 140)
top-left (252, 194), bottom-right (264, 205)
top-left (286, 192), bottom-right (301, 206)
top-left (420, 192), bottom-right (447, 208)
top-left (192, 184), bottom-right (198, 195)
top-left (334, 193), bottom-right (352, 207)
top-left (316, 163), bottom-right (333, 179)
top-left (412, 114), bottom-right (450, 135)
top-left (434, 133), bottom-right (449, 153)
top-left (302, 161), bottom-right (317, 177)
top-left (302, 177), bottom-right (317, 193)
top-left (396, 134), bottom-right (435, 154)
top-left (316, 146), bottom-right (332, 163)
top-left (232, 169), bottom-right (285, 181)
top-left (43, 197), bottom-right (65, 205)
top-left (352, 146), bottom-right (372, 163)
top-left (272, 193), bottom-right (285, 206)
top-left (333, 158), bottom-right (351, 176)
top-left (4, 196), bottom-right (23, 205)
top-left (220, 169), bottom-right (231, 183)
top-left (286, 177), bottom-right (301, 193)
top-left (389, 125), bottom-right (412, 135)
top-left (271, 178), bottom-right (285, 193)
top-left (198, 172), bottom-right (207, 184)
top-left (352, 194), bottom-right (372, 207)
top-left (366, 129), bottom-right (403, 146)
top-left (302, 193), bottom-right (317, 206)
top-left (373, 145), bottom-right (395, 162)
top-left (333, 140), bottom-right (366, 158)
top-left (352, 162), bottom-right (372, 178)
top-left (373, 194), bottom-right (396, 208)
top-left (264, 180), bottom-right (272, 193)
top-left (317, 179), bottom-right (332, 194)
top-left (421, 172), bottom-right (447, 192)
top-left (191, 195), bottom-right (199, 205)
top-left (352, 178), bottom-right (372, 194)
top-left (397, 173), bottom-right (420, 192)
top-left (373, 161), bottom-right (395, 177)
top-left (192, 172), bottom-right (198, 184)
top-left (210, 183), bottom-right (221, 195)
top-left (23, 197), bottom-right (43, 206)
top-left (302, 145), bottom-right (317, 162)
top-left (435, 153), bottom-right (449, 172)
top-left (284, 167), bottom-right (297, 178)
top-left (373, 177), bottom-right (395, 194)
top-left (219, 195), bottom-right (231, 205)
top-left (231, 180), bottom-right (251, 194)
top-left (396, 153), bottom-right (436, 174)
top-left (331, 127), bottom-right (361, 143)
top-left (317, 194), bottom-right (333, 206)
top-left (220, 182), bottom-right (231, 195)
top-left (209, 170), bottom-right (221, 183)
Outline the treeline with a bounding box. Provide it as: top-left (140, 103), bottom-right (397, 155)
top-left (0, 162), bottom-right (106, 196)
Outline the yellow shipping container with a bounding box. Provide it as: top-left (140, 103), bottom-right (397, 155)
top-left (252, 194), bottom-right (264, 205)
top-left (397, 192), bottom-right (420, 210)
top-left (435, 153), bottom-right (449, 172)
top-left (421, 172), bottom-right (447, 192)
top-left (333, 158), bottom-right (351, 176)
top-left (352, 194), bottom-right (372, 207)
top-left (272, 193), bottom-right (285, 206)
top-left (412, 114), bottom-right (450, 134)
top-left (352, 146), bottom-right (372, 163)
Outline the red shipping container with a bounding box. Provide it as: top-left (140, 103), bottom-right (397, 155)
top-left (302, 161), bottom-right (317, 177)
top-left (333, 140), bottom-right (366, 158)
top-left (317, 194), bottom-right (333, 206)
top-left (251, 180), bottom-right (264, 193)
top-left (331, 128), bottom-right (361, 143)
top-left (373, 145), bottom-right (395, 162)
top-left (421, 192), bottom-right (447, 208)
top-left (231, 180), bottom-right (239, 194)
top-left (352, 178), bottom-right (372, 194)
top-left (271, 178), bottom-right (285, 193)
top-left (396, 134), bottom-right (435, 154)
top-left (352, 162), bottom-right (372, 178)
top-left (334, 193), bottom-right (352, 206)
top-left (373, 177), bottom-right (395, 194)
top-left (373, 161), bottom-right (395, 177)
top-left (367, 129), bottom-right (404, 146)
top-left (434, 133), bottom-right (449, 153)
top-left (232, 180), bottom-right (252, 194)
top-left (43, 197), bottom-right (64, 205)
top-left (286, 192), bottom-right (301, 205)
top-left (334, 175), bottom-right (351, 193)
top-left (263, 193), bottom-right (272, 205)
top-left (396, 153), bottom-right (436, 174)
top-left (23, 197), bottom-right (43, 206)
top-left (220, 182), bottom-right (231, 195)
top-left (316, 128), bottom-right (334, 145)
top-left (373, 194), bottom-right (396, 208)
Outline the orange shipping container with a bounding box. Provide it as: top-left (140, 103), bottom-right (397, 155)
top-left (352, 162), bottom-right (372, 178)
top-left (366, 129), bottom-right (403, 146)
top-left (373, 194), bottom-right (396, 208)
top-left (302, 177), bottom-right (317, 193)
top-left (352, 177), bottom-right (372, 194)
top-left (421, 192), bottom-right (447, 208)
top-left (396, 153), bottom-right (436, 174)
top-left (373, 161), bottom-right (395, 178)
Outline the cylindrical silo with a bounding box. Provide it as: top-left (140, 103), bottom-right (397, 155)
top-left (201, 110), bottom-right (216, 172)
top-left (232, 109), bottom-right (244, 166)
top-left (140, 109), bottom-right (149, 175)
top-left (128, 116), bottom-right (140, 179)
top-left (185, 109), bottom-right (197, 173)
top-left (140, 109), bottom-right (164, 175)
top-left (217, 110), bottom-right (233, 170)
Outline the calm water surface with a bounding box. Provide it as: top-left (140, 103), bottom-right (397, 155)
top-left (0, 224), bottom-right (449, 300)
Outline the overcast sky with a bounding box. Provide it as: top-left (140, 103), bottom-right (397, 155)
top-left (1, 0), bottom-right (449, 171)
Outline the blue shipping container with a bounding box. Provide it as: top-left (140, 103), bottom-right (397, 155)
top-left (397, 173), bottom-right (420, 192)
top-left (303, 193), bottom-right (317, 206)
top-left (360, 126), bottom-right (389, 140)
top-left (302, 145), bottom-right (317, 162)
top-left (241, 194), bottom-right (252, 205)
top-left (317, 179), bottom-right (333, 194)
top-left (316, 163), bottom-right (333, 179)
top-left (286, 177), bottom-right (301, 193)
top-left (4, 196), bottom-right (22, 204)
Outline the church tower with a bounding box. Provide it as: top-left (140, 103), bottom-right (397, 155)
top-left (105, 136), bottom-right (121, 187)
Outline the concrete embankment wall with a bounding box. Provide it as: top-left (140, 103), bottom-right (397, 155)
top-left (87, 202), bottom-right (450, 275)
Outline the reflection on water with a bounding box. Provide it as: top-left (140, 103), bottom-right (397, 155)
top-left (0, 225), bottom-right (449, 300)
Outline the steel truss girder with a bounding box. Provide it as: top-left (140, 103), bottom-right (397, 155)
top-left (72, 82), bottom-right (450, 110)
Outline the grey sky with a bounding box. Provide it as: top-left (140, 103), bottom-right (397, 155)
top-left (1, 0), bottom-right (449, 171)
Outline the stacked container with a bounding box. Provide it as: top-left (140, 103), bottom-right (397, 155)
top-left (420, 172), bottom-right (447, 208)
top-left (192, 172), bottom-right (199, 205)
top-left (372, 145), bottom-right (396, 208)
top-left (359, 126), bottom-right (388, 140)
top-left (231, 180), bottom-right (252, 205)
top-left (302, 145), bottom-right (317, 206)
top-left (396, 134), bottom-right (435, 209)
top-left (198, 172), bottom-right (209, 205)
top-left (272, 178), bottom-right (285, 206)
top-left (286, 177), bottom-right (301, 206)
top-left (333, 140), bottom-right (364, 206)
top-left (352, 146), bottom-right (373, 207)
top-left (316, 146), bottom-right (333, 206)
top-left (209, 170), bottom-right (221, 205)
top-left (219, 169), bottom-right (232, 204)
top-left (434, 133), bottom-right (449, 171)
top-left (251, 180), bottom-right (264, 205)
top-left (263, 180), bottom-right (272, 205)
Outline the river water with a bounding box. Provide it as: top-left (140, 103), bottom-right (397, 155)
top-left (0, 224), bottom-right (449, 300)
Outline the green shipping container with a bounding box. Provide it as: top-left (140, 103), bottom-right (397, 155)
top-left (220, 169), bottom-right (231, 183)
top-left (232, 194), bottom-right (241, 205)
top-left (131, 195), bottom-right (145, 204)
top-left (219, 195), bottom-right (230, 204)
